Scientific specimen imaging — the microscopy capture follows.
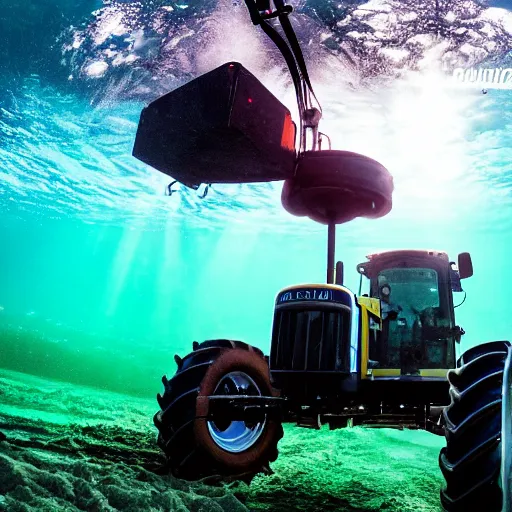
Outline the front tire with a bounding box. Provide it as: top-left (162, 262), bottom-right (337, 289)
top-left (439, 340), bottom-right (512, 511)
top-left (154, 339), bottom-right (283, 482)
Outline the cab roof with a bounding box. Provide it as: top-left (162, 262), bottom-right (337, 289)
top-left (365, 249), bottom-right (449, 262)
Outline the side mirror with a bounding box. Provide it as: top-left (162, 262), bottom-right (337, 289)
top-left (335, 261), bottom-right (344, 286)
top-left (458, 252), bottom-right (473, 279)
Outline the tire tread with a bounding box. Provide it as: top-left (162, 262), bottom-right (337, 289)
top-left (440, 342), bottom-right (510, 511)
top-left (155, 339), bottom-right (282, 482)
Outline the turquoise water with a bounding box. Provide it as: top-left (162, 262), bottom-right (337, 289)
top-left (1, 1), bottom-right (512, 510)
top-left (1, 1), bottom-right (511, 397)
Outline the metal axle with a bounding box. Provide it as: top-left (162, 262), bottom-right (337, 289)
top-left (327, 220), bottom-right (336, 284)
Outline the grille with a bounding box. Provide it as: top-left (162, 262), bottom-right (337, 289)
top-left (270, 308), bottom-right (350, 371)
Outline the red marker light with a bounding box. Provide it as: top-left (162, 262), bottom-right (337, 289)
top-left (248, 97), bottom-right (253, 103)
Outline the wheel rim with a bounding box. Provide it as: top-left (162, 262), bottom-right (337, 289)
top-left (207, 371), bottom-right (266, 453)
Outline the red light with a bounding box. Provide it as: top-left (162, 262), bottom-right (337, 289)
top-left (229, 64), bottom-right (235, 68)
top-left (248, 97), bottom-right (253, 103)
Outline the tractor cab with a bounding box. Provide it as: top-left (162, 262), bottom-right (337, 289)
top-left (357, 250), bottom-right (473, 377)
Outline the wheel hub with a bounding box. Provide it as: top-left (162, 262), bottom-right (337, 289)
top-left (207, 371), bottom-right (266, 453)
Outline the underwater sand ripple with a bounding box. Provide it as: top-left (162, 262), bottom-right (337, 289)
top-left (0, 370), bottom-right (446, 511)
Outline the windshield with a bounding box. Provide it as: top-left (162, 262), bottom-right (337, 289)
top-left (371, 267), bottom-right (455, 371)
top-left (377, 268), bottom-right (442, 323)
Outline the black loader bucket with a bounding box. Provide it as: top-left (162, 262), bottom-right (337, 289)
top-left (133, 62), bottom-right (297, 189)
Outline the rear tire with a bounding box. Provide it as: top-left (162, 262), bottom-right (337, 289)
top-left (439, 340), bottom-right (512, 511)
top-left (154, 339), bottom-right (283, 482)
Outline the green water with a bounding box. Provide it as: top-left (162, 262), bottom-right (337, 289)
top-left (0, 216), bottom-right (328, 396)
top-left (0, 212), bottom-right (509, 397)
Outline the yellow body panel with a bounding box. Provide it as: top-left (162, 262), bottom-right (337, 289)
top-left (356, 296), bottom-right (381, 319)
top-left (419, 369), bottom-right (450, 378)
top-left (359, 303), bottom-right (371, 378)
top-left (371, 369), bottom-right (449, 378)
top-left (372, 369), bottom-right (401, 377)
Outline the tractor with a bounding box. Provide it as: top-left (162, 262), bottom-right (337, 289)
top-left (132, 1), bottom-right (511, 511)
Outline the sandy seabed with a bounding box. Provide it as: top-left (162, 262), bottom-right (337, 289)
top-left (0, 369), bottom-right (446, 511)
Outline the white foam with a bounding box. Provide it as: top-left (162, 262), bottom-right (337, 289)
top-left (84, 61), bottom-right (108, 77)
